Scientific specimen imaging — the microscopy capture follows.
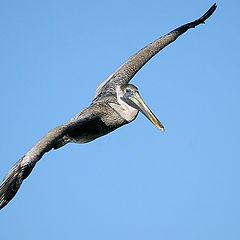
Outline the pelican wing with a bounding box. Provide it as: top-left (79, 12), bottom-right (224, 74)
top-left (0, 116), bottom-right (89, 210)
top-left (93, 3), bottom-right (217, 101)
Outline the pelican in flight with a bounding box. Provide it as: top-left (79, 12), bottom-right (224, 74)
top-left (0, 4), bottom-right (217, 210)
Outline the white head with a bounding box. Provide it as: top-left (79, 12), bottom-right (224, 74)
top-left (114, 84), bottom-right (164, 131)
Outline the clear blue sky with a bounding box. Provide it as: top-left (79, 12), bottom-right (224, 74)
top-left (0, 1), bottom-right (239, 239)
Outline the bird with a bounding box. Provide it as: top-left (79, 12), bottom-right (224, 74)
top-left (0, 3), bottom-right (217, 210)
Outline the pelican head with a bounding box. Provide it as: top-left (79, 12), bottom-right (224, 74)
top-left (117, 84), bottom-right (164, 131)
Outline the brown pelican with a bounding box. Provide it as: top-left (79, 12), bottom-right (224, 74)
top-left (0, 3), bottom-right (217, 210)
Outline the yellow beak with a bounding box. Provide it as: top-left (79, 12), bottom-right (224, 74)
top-left (127, 91), bottom-right (164, 132)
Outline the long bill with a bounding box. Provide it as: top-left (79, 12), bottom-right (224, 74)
top-left (127, 92), bottom-right (165, 132)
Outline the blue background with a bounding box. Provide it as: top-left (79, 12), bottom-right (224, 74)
top-left (0, 1), bottom-right (239, 239)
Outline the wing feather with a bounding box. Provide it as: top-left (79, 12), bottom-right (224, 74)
top-left (0, 118), bottom-right (85, 210)
top-left (93, 3), bottom-right (217, 101)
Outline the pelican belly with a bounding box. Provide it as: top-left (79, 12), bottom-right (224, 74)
top-left (66, 102), bottom-right (129, 144)
top-left (67, 117), bottom-right (118, 143)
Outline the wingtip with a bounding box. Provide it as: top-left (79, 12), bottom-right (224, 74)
top-left (0, 176), bottom-right (21, 210)
top-left (199, 3), bottom-right (217, 24)
top-left (211, 3), bottom-right (218, 13)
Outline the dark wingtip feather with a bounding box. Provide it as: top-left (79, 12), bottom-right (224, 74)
top-left (0, 174), bottom-right (22, 210)
top-left (173, 3), bottom-right (217, 34)
top-left (198, 3), bottom-right (217, 24)
top-left (0, 155), bottom-right (37, 210)
top-left (0, 162), bottom-right (23, 210)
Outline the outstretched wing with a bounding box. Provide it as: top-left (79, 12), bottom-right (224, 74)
top-left (0, 116), bottom-right (89, 210)
top-left (93, 3), bottom-right (217, 102)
